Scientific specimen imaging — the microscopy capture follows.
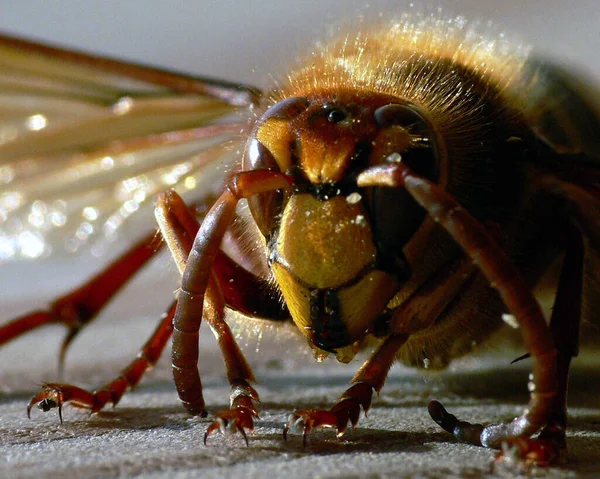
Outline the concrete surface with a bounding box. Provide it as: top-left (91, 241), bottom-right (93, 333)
top-left (1, 295), bottom-right (599, 478)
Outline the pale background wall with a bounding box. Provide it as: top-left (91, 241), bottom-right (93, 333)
top-left (0, 0), bottom-right (598, 85)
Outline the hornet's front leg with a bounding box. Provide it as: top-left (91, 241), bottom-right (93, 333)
top-left (359, 159), bottom-right (561, 462)
top-left (156, 171), bottom-right (291, 445)
top-left (284, 334), bottom-right (408, 446)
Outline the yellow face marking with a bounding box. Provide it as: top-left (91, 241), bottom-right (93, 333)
top-left (274, 194), bottom-right (376, 289)
top-left (270, 262), bottom-right (312, 334)
top-left (270, 193), bottom-right (401, 349)
top-left (271, 260), bottom-right (399, 346)
top-left (255, 117), bottom-right (294, 172)
top-left (296, 131), bottom-right (356, 184)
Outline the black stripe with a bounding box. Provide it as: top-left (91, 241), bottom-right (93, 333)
top-left (309, 289), bottom-right (350, 351)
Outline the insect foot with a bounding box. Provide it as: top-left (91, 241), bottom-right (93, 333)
top-left (203, 380), bottom-right (260, 447)
top-left (494, 436), bottom-right (563, 470)
top-left (429, 399), bottom-right (566, 467)
top-left (283, 382), bottom-right (373, 447)
top-left (203, 406), bottom-right (257, 447)
top-left (27, 383), bottom-right (98, 423)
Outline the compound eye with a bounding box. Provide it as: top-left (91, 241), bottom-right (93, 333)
top-left (372, 103), bottom-right (438, 180)
top-left (366, 104), bottom-right (440, 275)
top-left (264, 96), bottom-right (310, 120)
top-left (374, 104), bottom-right (430, 134)
top-left (244, 138), bottom-right (284, 238)
top-left (374, 103), bottom-right (420, 126)
top-left (246, 137), bottom-right (277, 171)
top-left (243, 97), bottom-right (310, 238)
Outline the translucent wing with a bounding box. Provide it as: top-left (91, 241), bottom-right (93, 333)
top-left (519, 56), bottom-right (600, 160)
top-left (0, 33), bottom-right (260, 260)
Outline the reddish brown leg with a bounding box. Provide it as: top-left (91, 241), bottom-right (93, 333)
top-left (20, 193), bottom-right (217, 420)
top-left (155, 175), bottom-right (291, 445)
top-left (388, 255), bottom-right (476, 334)
top-left (494, 225), bottom-right (584, 466)
top-left (282, 255), bottom-right (475, 446)
top-left (539, 229), bottom-right (583, 435)
top-left (156, 189), bottom-right (288, 320)
top-left (27, 300), bottom-right (176, 422)
top-left (202, 274), bottom-right (259, 446)
top-left (0, 230), bottom-right (163, 373)
top-left (157, 190), bottom-right (261, 444)
top-left (284, 334), bottom-right (408, 446)
top-left (358, 160), bottom-right (557, 448)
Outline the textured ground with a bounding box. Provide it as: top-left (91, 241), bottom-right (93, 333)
top-left (1, 271), bottom-right (599, 479)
